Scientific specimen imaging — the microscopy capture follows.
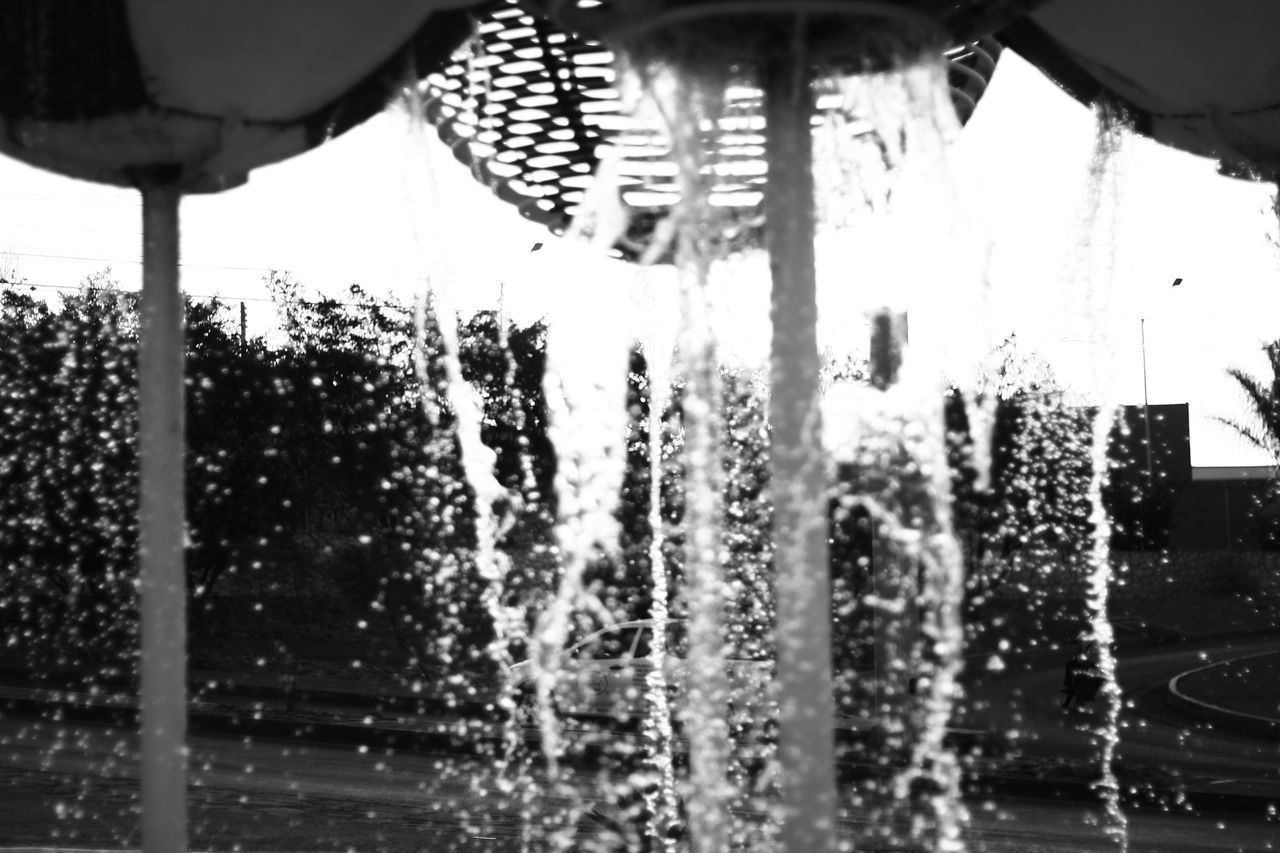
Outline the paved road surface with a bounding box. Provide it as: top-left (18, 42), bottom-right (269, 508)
top-left (964, 636), bottom-right (1280, 790)
top-left (2, 715), bottom-right (1276, 851)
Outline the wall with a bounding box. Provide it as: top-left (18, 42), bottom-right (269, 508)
top-left (1111, 550), bottom-right (1280, 602)
top-left (1170, 479), bottom-right (1273, 551)
top-left (984, 550), bottom-right (1280, 604)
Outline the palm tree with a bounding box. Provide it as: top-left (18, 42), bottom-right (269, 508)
top-left (1220, 342), bottom-right (1280, 460)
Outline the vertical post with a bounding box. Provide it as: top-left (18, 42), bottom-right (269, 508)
top-left (138, 185), bottom-right (187, 853)
top-left (763, 48), bottom-right (837, 853)
top-left (1140, 317), bottom-right (1154, 547)
top-left (1224, 482), bottom-right (1233, 551)
top-left (239, 301), bottom-right (248, 350)
top-left (660, 61), bottom-right (732, 853)
top-left (868, 311), bottom-right (918, 714)
top-left (869, 311), bottom-right (907, 390)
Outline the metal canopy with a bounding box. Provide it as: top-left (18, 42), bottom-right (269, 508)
top-left (1002, 0), bottom-right (1280, 180)
top-left (423, 0), bottom-right (1003, 259)
top-left (0, 6), bottom-right (483, 852)
top-left (0, 1), bottom-right (477, 191)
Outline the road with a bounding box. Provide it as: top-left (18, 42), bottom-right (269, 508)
top-left (2, 713), bottom-right (1277, 851)
top-left (963, 636), bottom-right (1280, 789)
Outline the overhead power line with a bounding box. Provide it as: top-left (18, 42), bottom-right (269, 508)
top-left (1, 277), bottom-right (423, 310)
top-left (0, 248), bottom-right (274, 273)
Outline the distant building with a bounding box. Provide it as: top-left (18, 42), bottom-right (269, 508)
top-left (1170, 466), bottom-right (1277, 551)
top-left (1107, 403), bottom-right (1192, 550)
top-left (1112, 402), bottom-right (1277, 551)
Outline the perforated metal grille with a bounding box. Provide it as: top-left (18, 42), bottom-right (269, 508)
top-left (422, 1), bottom-right (1000, 258)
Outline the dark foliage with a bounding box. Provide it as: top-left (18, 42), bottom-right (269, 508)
top-left (1220, 343), bottom-right (1280, 549)
top-left (0, 276), bottom-right (554, 691)
top-left (0, 283), bottom-right (138, 674)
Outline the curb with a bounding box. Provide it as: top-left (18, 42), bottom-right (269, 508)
top-left (1166, 650), bottom-right (1280, 740)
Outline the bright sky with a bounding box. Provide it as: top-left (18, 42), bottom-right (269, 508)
top-left (0, 50), bottom-right (1276, 468)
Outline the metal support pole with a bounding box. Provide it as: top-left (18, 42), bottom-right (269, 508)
top-left (138, 185), bottom-right (187, 853)
top-left (1140, 317), bottom-right (1154, 547)
top-left (1224, 482), bottom-right (1233, 551)
top-left (763, 49), bottom-right (837, 853)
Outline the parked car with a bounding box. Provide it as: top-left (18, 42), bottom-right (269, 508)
top-left (507, 619), bottom-right (773, 726)
top-left (505, 618), bottom-right (1003, 757)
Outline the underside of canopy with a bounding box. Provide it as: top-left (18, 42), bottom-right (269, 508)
top-left (1002, 0), bottom-right (1280, 180)
top-left (0, 0), bottom-right (483, 190)
top-left (423, 1), bottom-right (1005, 260)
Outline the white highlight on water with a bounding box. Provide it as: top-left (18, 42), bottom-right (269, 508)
top-left (1075, 101), bottom-right (1132, 852)
top-left (817, 46), bottom-right (977, 851)
top-left (391, 24), bottom-right (1140, 852)
top-left (626, 53), bottom-right (736, 853)
top-left (395, 98), bottom-right (559, 848)
top-left (530, 157), bottom-right (635, 768)
top-left (637, 272), bottom-right (681, 850)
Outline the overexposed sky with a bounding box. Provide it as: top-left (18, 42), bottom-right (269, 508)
top-left (955, 52), bottom-right (1280, 468)
top-left (0, 51), bottom-right (1276, 467)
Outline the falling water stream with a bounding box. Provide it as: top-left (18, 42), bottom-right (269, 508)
top-left (814, 42), bottom-right (978, 851)
top-left (400, 77), bottom-right (561, 848)
top-left (1076, 101), bottom-right (1133, 853)
top-left (3, 12), bottom-right (1140, 852)
top-left (395, 24), bottom-right (1136, 852)
top-left (630, 56), bottom-right (735, 853)
top-left (5, 9), bottom-right (1277, 852)
top-left (638, 272), bottom-right (680, 851)
top-left (426, 15), bottom-right (1002, 850)
top-left (531, 243), bottom-right (633, 769)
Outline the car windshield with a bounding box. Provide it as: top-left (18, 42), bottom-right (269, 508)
top-left (565, 622), bottom-right (690, 660)
top-left (569, 626), bottom-right (637, 660)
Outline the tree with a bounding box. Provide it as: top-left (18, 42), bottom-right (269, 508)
top-left (0, 279), bottom-right (139, 674)
top-left (1220, 341), bottom-right (1280, 548)
top-left (0, 275), bottom-right (543, 688)
top-left (1103, 404), bottom-right (1182, 551)
top-left (946, 338), bottom-right (1096, 648)
top-left (1221, 342), bottom-right (1280, 460)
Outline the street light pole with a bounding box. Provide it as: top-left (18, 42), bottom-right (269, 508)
top-left (1141, 316), bottom-right (1154, 477)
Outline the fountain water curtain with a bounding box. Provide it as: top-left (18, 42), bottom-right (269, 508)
top-left (636, 57), bottom-right (742, 851)
top-left (819, 55), bottom-right (982, 852)
top-left (417, 1), bottom-right (1021, 851)
top-left (13, 0), bottom-right (1260, 850)
top-left (401, 75), bottom-right (529, 784)
top-left (638, 274), bottom-right (683, 849)
top-left (1075, 99), bottom-right (1133, 853)
top-left (0, 4), bottom-right (484, 851)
